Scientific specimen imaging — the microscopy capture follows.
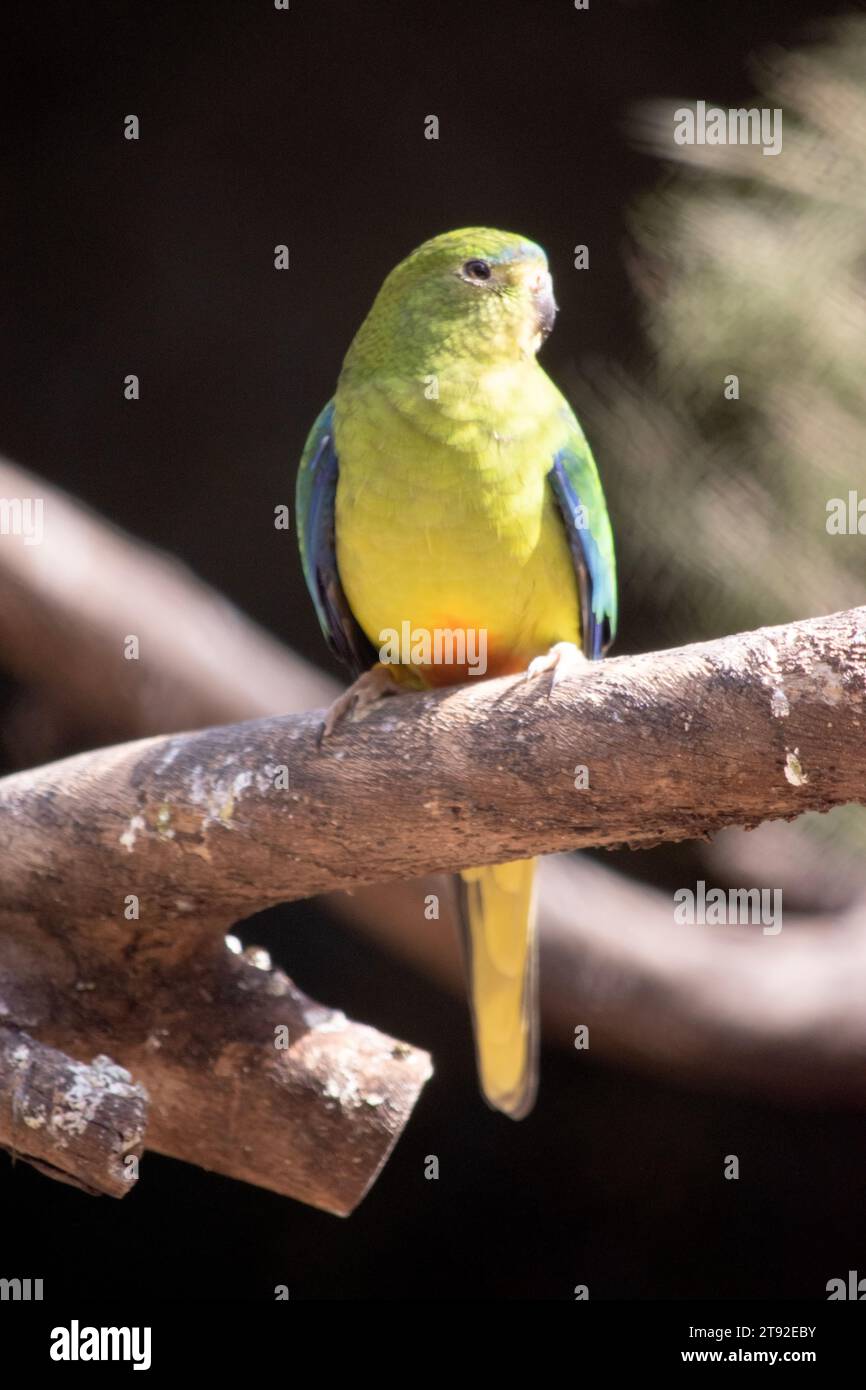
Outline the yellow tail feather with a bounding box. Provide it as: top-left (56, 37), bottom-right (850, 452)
top-left (458, 858), bottom-right (538, 1119)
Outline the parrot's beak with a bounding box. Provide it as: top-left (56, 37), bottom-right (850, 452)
top-left (529, 268), bottom-right (557, 340)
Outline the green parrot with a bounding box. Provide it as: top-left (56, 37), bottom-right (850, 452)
top-left (296, 228), bottom-right (617, 1119)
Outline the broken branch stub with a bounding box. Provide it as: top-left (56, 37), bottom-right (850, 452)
top-left (0, 1030), bottom-right (147, 1197)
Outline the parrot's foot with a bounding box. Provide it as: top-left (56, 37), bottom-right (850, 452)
top-left (525, 641), bottom-right (589, 692)
top-left (316, 664), bottom-right (401, 747)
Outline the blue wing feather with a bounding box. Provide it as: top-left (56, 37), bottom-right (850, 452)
top-left (295, 401), bottom-right (377, 678)
top-left (548, 421), bottom-right (617, 660)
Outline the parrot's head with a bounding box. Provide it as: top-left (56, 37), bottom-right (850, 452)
top-left (346, 228), bottom-right (558, 372)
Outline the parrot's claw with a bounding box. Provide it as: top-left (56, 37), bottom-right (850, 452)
top-left (316, 664), bottom-right (400, 747)
top-left (525, 641), bottom-right (589, 692)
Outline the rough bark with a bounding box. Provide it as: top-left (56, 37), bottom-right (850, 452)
top-left (2, 606), bottom-right (863, 914)
top-left (0, 1029), bottom-right (147, 1196)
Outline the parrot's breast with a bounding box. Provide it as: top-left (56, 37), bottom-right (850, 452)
top-left (333, 372), bottom-right (580, 685)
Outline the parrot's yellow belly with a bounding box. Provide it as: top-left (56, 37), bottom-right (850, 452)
top-left (333, 391), bottom-right (580, 686)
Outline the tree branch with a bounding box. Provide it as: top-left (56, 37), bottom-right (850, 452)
top-left (0, 461), bottom-right (329, 744)
top-left (2, 606), bottom-right (863, 912)
top-left (0, 908), bottom-right (432, 1212)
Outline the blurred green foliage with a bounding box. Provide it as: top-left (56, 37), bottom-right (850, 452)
top-left (575, 18), bottom-right (866, 654)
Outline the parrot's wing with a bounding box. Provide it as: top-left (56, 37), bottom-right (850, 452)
top-left (296, 400), bottom-right (378, 678)
top-left (547, 412), bottom-right (618, 659)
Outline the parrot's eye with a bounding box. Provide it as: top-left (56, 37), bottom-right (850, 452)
top-left (462, 259), bottom-right (492, 281)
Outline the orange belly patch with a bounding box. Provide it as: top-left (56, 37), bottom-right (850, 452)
top-left (416, 648), bottom-right (528, 686)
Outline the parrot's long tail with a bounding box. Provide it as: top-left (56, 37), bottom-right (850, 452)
top-left (456, 858), bottom-right (539, 1120)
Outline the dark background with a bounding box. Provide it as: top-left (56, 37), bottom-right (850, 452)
top-left (1, 0), bottom-right (862, 1300)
